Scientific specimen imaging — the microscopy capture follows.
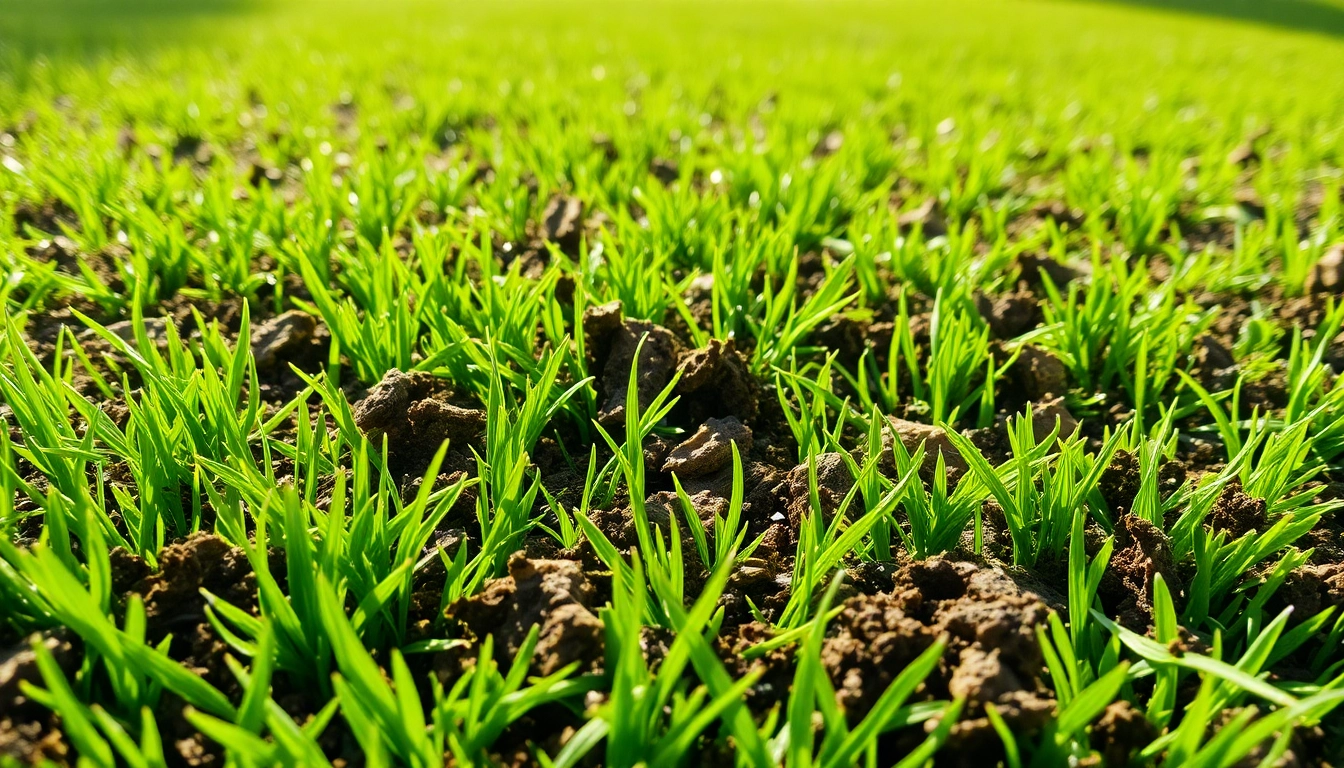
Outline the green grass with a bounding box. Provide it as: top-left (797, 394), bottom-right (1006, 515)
top-left (3, 0), bottom-right (1344, 766)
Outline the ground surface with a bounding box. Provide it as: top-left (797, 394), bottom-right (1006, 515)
top-left (3, 1), bottom-right (1344, 766)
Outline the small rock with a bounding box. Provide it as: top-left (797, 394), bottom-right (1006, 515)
top-left (729, 565), bottom-right (773, 590)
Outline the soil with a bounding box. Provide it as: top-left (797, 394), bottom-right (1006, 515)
top-left (819, 558), bottom-right (1056, 765)
top-left (661, 416), bottom-right (753, 477)
top-left (885, 418), bottom-right (968, 480)
top-left (7, 194), bottom-right (1344, 768)
top-left (1208, 480), bottom-right (1268, 538)
top-left (0, 631), bottom-right (76, 766)
top-left (541, 196), bottom-right (584, 255)
top-left (1012, 345), bottom-right (1069, 400)
top-left (785, 452), bottom-right (855, 528)
top-left (129, 534), bottom-right (264, 700)
top-left (594, 319), bottom-right (681, 427)
top-left (441, 553), bottom-right (605, 679)
top-left (1089, 700), bottom-right (1157, 767)
top-left (673, 338), bottom-right (760, 424)
top-left (250, 309), bottom-right (319, 371)
top-left (1098, 515), bottom-right (1181, 631)
top-left (351, 369), bottom-right (485, 478)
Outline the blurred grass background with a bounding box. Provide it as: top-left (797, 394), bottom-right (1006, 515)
top-left (5, 0), bottom-right (1344, 53)
top-left (1, 0), bottom-right (1341, 189)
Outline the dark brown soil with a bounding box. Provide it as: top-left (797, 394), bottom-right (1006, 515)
top-left (785, 452), bottom-right (855, 528)
top-left (673, 338), bottom-right (759, 423)
top-left (1272, 563), bottom-right (1344, 619)
top-left (130, 534), bottom-right (262, 702)
top-left (595, 319), bottom-right (681, 427)
top-left (0, 631), bottom-right (76, 766)
top-left (1090, 700), bottom-right (1157, 767)
top-left (1098, 515), bottom-right (1181, 631)
top-left (820, 558), bottom-right (1055, 765)
top-left (441, 553), bottom-right (605, 678)
top-left (352, 368), bottom-right (484, 477)
top-left (1208, 481), bottom-right (1268, 538)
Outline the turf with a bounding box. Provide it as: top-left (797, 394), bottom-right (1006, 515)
top-left (2, 1), bottom-right (1344, 766)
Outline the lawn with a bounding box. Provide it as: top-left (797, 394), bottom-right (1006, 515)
top-left (3, 1), bottom-right (1344, 766)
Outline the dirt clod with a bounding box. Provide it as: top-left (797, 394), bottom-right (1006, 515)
top-left (823, 558), bottom-right (1054, 761)
top-left (1308, 244), bottom-right (1344, 294)
top-left (1100, 515), bottom-right (1179, 630)
top-left (352, 369), bottom-right (480, 474)
top-left (1015, 345), bottom-right (1068, 399)
top-left (786, 452), bottom-right (855, 527)
top-left (1279, 563), bottom-right (1344, 620)
top-left (1090, 700), bottom-right (1157, 767)
top-left (353, 369), bottom-right (417, 442)
top-left (597, 320), bottom-right (680, 427)
top-left (443, 553), bottom-right (604, 677)
top-left (582, 300), bottom-right (624, 348)
top-left (662, 416), bottom-right (752, 477)
top-left (406, 399), bottom-right (487, 450)
top-left (0, 632), bottom-right (74, 711)
top-left (884, 417), bottom-right (968, 477)
top-left (675, 339), bottom-right (759, 422)
top-left (141, 533), bottom-right (254, 626)
top-left (251, 309), bottom-right (317, 370)
top-left (1029, 396), bottom-right (1078, 442)
top-left (542, 196), bottom-right (584, 253)
top-left (975, 290), bottom-right (1038, 340)
top-left (0, 629), bottom-right (72, 767)
top-left (1099, 450), bottom-right (1141, 514)
top-left (1210, 481), bottom-right (1267, 538)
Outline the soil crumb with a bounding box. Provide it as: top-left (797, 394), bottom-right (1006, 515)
top-left (443, 553), bottom-right (604, 677)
